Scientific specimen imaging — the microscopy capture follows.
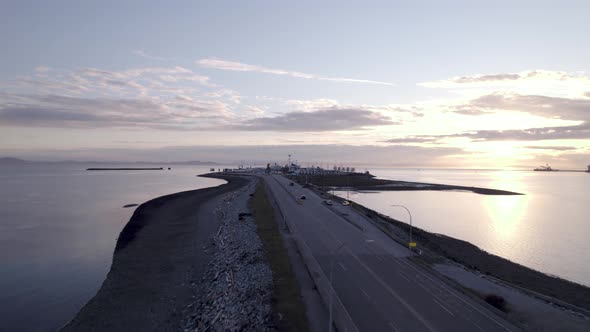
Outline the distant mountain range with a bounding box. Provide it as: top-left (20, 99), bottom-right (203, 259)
top-left (0, 157), bottom-right (220, 165)
top-left (0, 157), bottom-right (28, 165)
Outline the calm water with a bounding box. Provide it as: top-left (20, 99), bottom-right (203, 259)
top-left (0, 164), bottom-right (225, 332)
top-left (334, 168), bottom-right (590, 286)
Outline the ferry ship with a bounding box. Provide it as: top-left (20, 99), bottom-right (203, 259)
top-left (534, 164), bottom-right (558, 171)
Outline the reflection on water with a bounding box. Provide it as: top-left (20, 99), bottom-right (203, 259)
top-left (484, 194), bottom-right (528, 240)
top-left (0, 164), bottom-right (225, 332)
top-left (333, 168), bottom-right (590, 286)
top-left (484, 171), bottom-right (529, 241)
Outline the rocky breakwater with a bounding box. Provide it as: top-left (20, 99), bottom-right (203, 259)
top-left (184, 177), bottom-right (275, 331)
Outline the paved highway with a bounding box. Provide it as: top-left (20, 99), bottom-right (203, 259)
top-left (264, 174), bottom-right (520, 332)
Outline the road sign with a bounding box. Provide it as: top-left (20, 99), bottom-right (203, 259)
top-left (409, 242), bottom-right (417, 247)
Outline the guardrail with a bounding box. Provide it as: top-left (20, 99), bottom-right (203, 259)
top-left (483, 275), bottom-right (590, 318)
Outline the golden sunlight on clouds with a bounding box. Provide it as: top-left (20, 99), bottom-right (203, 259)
top-left (419, 70), bottom-right (590, 99)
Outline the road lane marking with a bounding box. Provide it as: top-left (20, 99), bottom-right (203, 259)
top-left (433, 298), bottom-right (455, 316)
top-left (394, 258), bottom-right (515, 331)
top-left (361, 289), bottom-right (370, 300)
top-left (345, 248), bottom-right (438, 332)
top-left (338, 262), bottom-right (347, 271)
top-left (413, 277), bottom-right (452, 307)
top-left (270, 176), bottom-right (514, 332)
top-left (388, 321), bottom-right (400, 332)
top-left (398, 272), bottom-right (410, 282)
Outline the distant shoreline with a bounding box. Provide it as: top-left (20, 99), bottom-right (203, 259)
top-left (290, 173), bottom-right (524, 195)
top-left (86, 167), bottom-right (164, 171)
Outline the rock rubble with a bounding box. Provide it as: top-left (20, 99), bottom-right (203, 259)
top-left (185, 179), bottom-right (276, 331)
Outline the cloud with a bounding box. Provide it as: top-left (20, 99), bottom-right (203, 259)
top-left (235, 107), bottom-right (395, 132)
top-left (420, 70), bottom-right (590, 88)
top-left (197, 58), bottom-right (394, 86)
top-left (452, 123), bottom-right (590, 141)
top-left (244, 106), bottom-right (266, 116)
top-left (383, 137), bottom-right (441, 144)
top-left (454, 93), bottom-right (590, 121)
top-left (382, 123), bottom-right (590, 143)
top-left (386, 106), bottom-right (425, 117)
top-left (384, 91), bottom-right (590, 142)
top-left (133, 50), bottom-right (172, 61)
top-left (524, 146), bottom-right (578, 151)
top-left (283, 99), bottom-right (425, 122)
top-left (285, 98), bottom-right (340, 111)
top-left (13, 65), bottom-right (214, 100)
top-left (453, 73), bottom-right (522, 83)
top-left (0, 93), bottom-right (231, 130)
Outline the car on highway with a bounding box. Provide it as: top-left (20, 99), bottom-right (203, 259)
top-left (289, 182), bottom-right (294, 186)
top-left (300, 195), bottom-right (306, 200)
top-left (342, 200), bottom-right (350, 206)
top-left (324, 200), bottom-right (333, 205)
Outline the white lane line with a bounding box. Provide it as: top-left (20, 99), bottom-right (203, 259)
top-left (338, 262), bottom-right (347, 271)
top-left (365, 239), bottom-right (375, 243)
top-left (413, 277), bottom-right (452, 306)
top-left (361, 289), bottom-right (370, 300)
top-left (272, 176), bottom-right (505, 331)
top-left (462, 315), bottom-right (486, 332)
top-left (433, 298), bottom-right (455, 316)
top-left (345, 248), bottom-right (438, 332)
top-left (388, 321), bottom-right (400, 332)
top-left (398, 272), bottom-right (410, 282)
top-left (395, 258), bottom-right (515, 332)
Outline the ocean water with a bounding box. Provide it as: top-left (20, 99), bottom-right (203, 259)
top-left (0, 164), bottom-right (225, 332)
top-left (333, 168), bottom-right (590, 286)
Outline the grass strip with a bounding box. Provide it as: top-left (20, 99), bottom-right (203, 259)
top-left (249, 180), bottom-right (309, 332)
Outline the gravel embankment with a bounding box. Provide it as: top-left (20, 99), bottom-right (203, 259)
top-left (61, 175), bottom-right (252, 332)
top-left (185, 177), bottom-right (275, 331)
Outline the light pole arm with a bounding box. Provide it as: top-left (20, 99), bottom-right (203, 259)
top-left (391, 205), bottom-right (413, 248)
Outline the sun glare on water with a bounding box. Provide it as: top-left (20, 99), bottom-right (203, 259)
top-left (483, 171), bottom-right (529, 241)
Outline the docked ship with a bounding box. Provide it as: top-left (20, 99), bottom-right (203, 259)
top-left (534, 164), bottom-right (558, 171)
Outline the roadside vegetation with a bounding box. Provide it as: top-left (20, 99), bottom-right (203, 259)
top-left (484, 294), bottom-right (509, 313)
top-left (249, 181), bottom-right (309, 332)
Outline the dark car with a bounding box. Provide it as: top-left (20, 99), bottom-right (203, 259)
top-left (300, 195), bottom-right (306, 200)
top-left (289, 182), bottom-right (294, 186)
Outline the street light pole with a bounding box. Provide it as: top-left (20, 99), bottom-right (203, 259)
top-left (391, 205), bottom-right (413, 250)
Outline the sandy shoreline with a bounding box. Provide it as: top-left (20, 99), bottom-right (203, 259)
top-left (61, 174), bottom-right (251, 331)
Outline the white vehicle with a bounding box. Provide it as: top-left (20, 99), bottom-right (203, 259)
top-left (325, 200), bottom-right (333, 206)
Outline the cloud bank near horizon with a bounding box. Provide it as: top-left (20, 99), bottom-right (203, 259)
top-left (1, 65), bottom-right (589, 168)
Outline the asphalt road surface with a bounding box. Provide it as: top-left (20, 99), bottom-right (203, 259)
top-left (264, 175), bottom-right (520, 332)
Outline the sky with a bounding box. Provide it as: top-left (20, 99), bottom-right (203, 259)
top-left (1, 0), bottom-right (589, 168)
